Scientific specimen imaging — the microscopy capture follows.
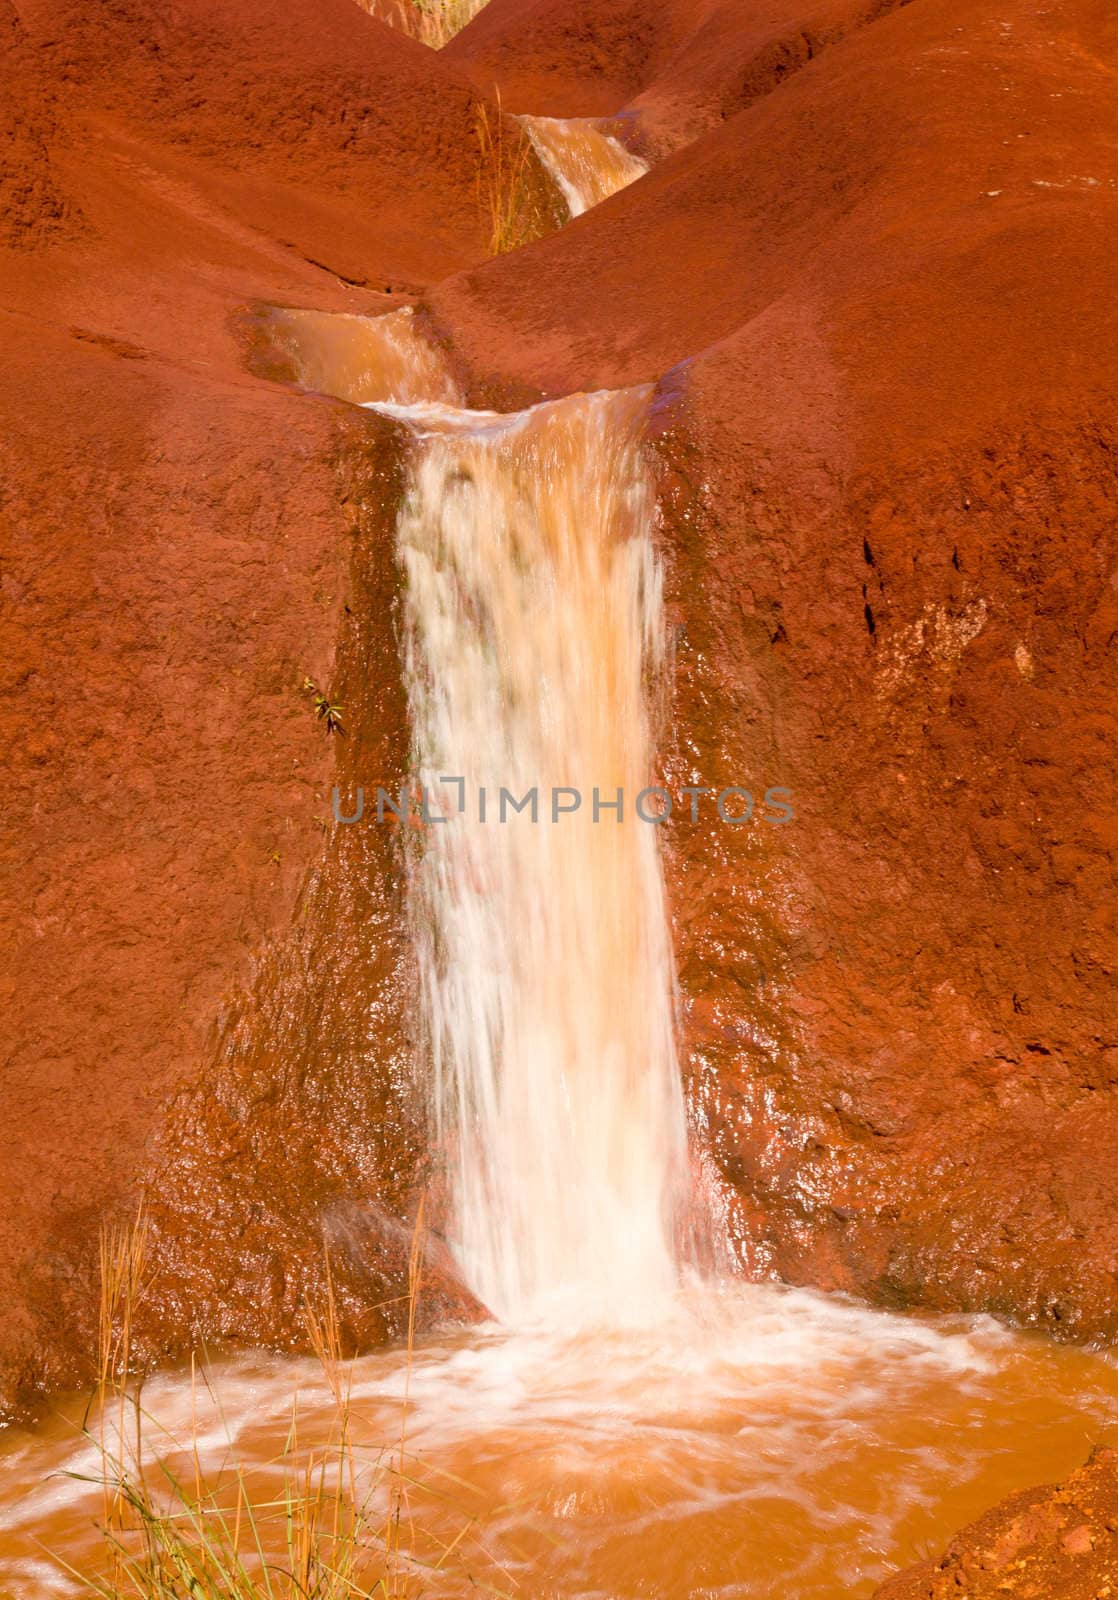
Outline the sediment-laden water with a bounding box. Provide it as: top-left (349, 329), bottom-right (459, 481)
top-left (519, 115), bottom-right (649, 217)
top-left (2, 307), bottom-right (1114, 1600)
top-left (1, 1285), bottom-right (1117, 1597)
top-left (386, 382), bottom-right (689, 1324)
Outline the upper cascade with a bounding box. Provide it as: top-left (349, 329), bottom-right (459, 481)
top-left (519, 115), bottom-right (649, 219)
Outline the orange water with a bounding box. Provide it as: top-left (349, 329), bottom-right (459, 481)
top-left (383, 385), bottom-right (690, 1324)
top-left (1, 1282), bottom-right (1116, 1598)
top-left (518, 116), bottom-right (649, 217)
top-left (262, 304), bottom-right (462, 407)
top-left (56, 306), bottom-right (1114, 1599)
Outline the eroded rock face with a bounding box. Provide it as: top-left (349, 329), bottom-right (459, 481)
top-left (138, 408), bottom-right (484, 1367)
top-left (0, 0), bottom-right (493, 1412)
top-left (875, 1447), bottom-right (1118, 1600)
top-left (446, 0), bottom-right (927, 153)
top-left (2, 0), bottom-right (1117, 1420)
top-left (655, 361), bottom-right (1118, 1336)
top-left (431, 0), bottom-right (1118, 1334)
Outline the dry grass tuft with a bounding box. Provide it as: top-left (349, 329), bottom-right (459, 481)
top-left (408, 0), bottom-right (489, 49)
top-left (53, 1204), bottom-right (477, 1600)
top-left (474, 92), bottom-right (552, 256)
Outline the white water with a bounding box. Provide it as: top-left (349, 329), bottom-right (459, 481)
top-left (3, 307), bottom-right (1118, 1600)
top-left (5, 1281), bottom-right (1118, 1599)
top-left (519, 115), bottom-right (649, 217)
top-left (263, 307), bottom-right (693, 1328)
top-left (371, 373), bottom-right (690, 1323)
top-left (252, 308), bottom-right (692, 1323)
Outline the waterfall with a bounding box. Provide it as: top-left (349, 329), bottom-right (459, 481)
top-left (518, 115), bottom-right (649, 218)
top-left (267, 304), bottom-right (462, 406)
top-left (271, 305), bottom-right (688, 1325)
top-left (381, 384), bottom-right (689, 1324)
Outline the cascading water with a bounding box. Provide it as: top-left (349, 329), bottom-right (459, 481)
top-left (4, 308), bottom-right (1118, 1600)
top-left (519, 115), bottom-right (649, 217)
top-left (265, 304), bottom-right (461, 406)
top-left (384, 386), bottom-right (689, 1323)
top-left (273, 303), bottom-right (692, 1322)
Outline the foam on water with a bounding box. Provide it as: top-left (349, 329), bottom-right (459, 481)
top-left (3, 307), bottom-right (1115, 1600)
top-left (2, 1283), bottom-right (1117, 1598)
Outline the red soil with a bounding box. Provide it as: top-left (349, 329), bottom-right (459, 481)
top-left (445, 0), bottom-right (717, 117)
top-left (1, 0), bottom-right (1117, 1486)
top-left (446, 0), bottom-right (928, 151)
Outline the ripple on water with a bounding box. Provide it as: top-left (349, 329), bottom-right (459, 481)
top-left (1, 1282), bottom-right (1116, 1599)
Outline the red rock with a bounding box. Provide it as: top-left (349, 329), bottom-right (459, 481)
top-left (0, 0), bottom-right (492, 1411)
top-left (1063, 1526), bottom-right (1094, 1556)
top-left (447, 0), bottom-right (931, 153)
top-left (876, 1449), bottom-right (1118, 1599)
top-left (432, 0), bottom-right (1118, 1338)
top-left (2, 0), bottom-right (1118, 1422)
top-left (446, 0), bottom-right (710, 118)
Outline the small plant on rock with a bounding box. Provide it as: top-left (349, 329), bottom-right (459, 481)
top-left (302, 677), bottom-right (346, 737)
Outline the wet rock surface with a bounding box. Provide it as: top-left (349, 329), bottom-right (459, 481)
top-left (0, 0), bottom-right (492, 1411)
top-left (875, 1447), bottom-right (1118, 1600)
top-left (434, 0), bottom-right (1118, 1339)
top-left (1, 0), bottom-right (1116, 1458)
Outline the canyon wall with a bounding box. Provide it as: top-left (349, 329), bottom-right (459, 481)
top-left (0, 0), bottom-right (491, 1409)
top-left (434, 0), bottom-right (1118, 1337)
top-left (1, 0), bottom-right (1116, 1418)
